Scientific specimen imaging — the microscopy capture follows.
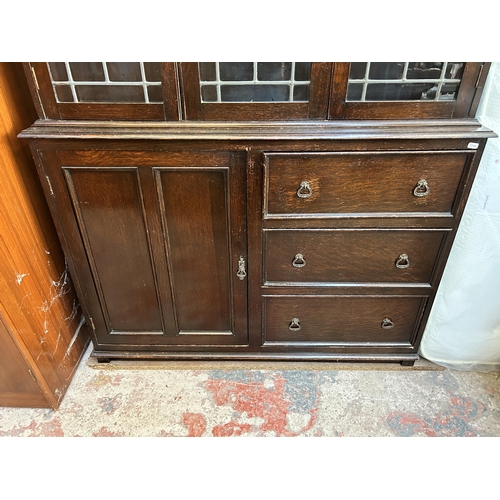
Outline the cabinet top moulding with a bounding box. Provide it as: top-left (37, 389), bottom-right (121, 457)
top-left (18, 118), bottom-right (497, 142)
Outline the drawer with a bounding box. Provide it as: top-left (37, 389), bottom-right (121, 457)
top-left (263, 295), bottom-right (427, 344)
top-left (264, 152), bottom-right (469, 217)
top-left (264, 229), bottom-right (448, 285)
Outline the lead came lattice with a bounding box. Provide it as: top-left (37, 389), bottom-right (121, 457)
top-left (47, 62), bottom-right (163, 103)
top-left (347, 62), bottom-right (464, 102)
top-left (199, 62), bottom-right (311, 103)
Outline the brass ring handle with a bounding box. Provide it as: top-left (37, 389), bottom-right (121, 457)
top-left (292, 253), bottom-right (306, 268)
top-left (396, 254), bottom-right (410, 269)
top-left (289, 318), bottom-right (301, 331)
top-left (236, 256), bottom-right (246, 280)
top-left (381, 318), bottom-right (394, 329)
top-left (413, 179), bottom-right (430, 197)
top-left (297, 181), bottom-right (313, 198)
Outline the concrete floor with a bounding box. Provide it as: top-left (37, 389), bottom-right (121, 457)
top-left (1, 346), bottom-right (499, 437)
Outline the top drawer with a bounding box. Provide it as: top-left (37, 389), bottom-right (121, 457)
top-left (264, 152), bottom-right (470, 218)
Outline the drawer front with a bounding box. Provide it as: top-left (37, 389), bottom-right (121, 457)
top-left (264, 229), bottom-right (447, 285)
top-left (264, 152), bottom-right (468, 217)
top-left (263, 295), bottom-right (427, 344)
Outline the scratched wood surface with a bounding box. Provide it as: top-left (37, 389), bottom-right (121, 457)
top-left (0, 63), bottom-right (89, 409)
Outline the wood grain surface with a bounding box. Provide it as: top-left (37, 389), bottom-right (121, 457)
top-left (265, 152), bottom-right (470, 216)
top-left (263, 295), bottom-right (427, 344)
top-left (0, 63), bottom-right (89, 408)
top-left (264, 229), bottom-right (448, 285)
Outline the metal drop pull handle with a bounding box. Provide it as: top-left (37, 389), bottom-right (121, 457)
top-left (237, 256), bottom-right (246, 280)
top-left (413, 179), bottom-right (430, 197)
top-left (381, 318), bottom-right (395, 329)
top-left (396, 254), bottom-right (410, 269)
top-left (289, 318), bottom-right (301, 331)
top-left (297, 181), bottom-right (313, 198)
top-left (292, 253), bottom-right (306, 268)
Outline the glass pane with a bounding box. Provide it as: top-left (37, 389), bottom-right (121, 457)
top-left (69, 62), bottom-right (105, 81)
top-left (147, 85), bottom-right (163, 103)
top-left (55, 85), bottom-right (74, 102)
top-left (366, 83), bottom-right (438, 101)
top-left (347, 82), bottom-right (363, 101)
top-left (199, 62), bottom-right (216, 81)
top-left (257, 62), bottom-right (291, 81)
top-left (293, 85), bottom-right (309, 101)
top-left (407, 62), bottom-right (443, 79)
top-left (295, 62), bottom-right (311, 81)
top-left (369, 62), bottom-right (405, 80)
top-left (106, 62), bottom-right (141, 82)
top-left (219, 63), bottom-right (253, 81)
top-left (76, 85), bottom-right (145, 102)
top-left (144, 62), bottom-right (162, 82)
top-left (220, 85), bottom-right (289, 102)
top-left (48, 62), bottom-right (68, 81)
top-left (201, 85), bottom-right (217, 102)
top-left (446, 62), bottom-right (464, 80)
top-left (349, 63), bottom-right (367, 80)
top-left (438, 82), bottom-right (460, 100)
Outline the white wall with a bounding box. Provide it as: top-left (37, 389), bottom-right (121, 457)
top-left (419, 62), bottom-right (500, 371)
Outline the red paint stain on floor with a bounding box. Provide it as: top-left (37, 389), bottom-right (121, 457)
top-left (205, 374), bottom-right (317, 436)
top-left (0, 418), bottom-right (65, 437)
top-left (212, 421), bottom-right (253, 437)
top-left (387, 396), bottom-right (483, 437)
top-left (92, 426), bottom-right (126, 437)
top-left (182, 412), bottom-right (207, 437)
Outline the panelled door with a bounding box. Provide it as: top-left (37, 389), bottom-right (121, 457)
top-left (37, 147), bottom-right (248, 349)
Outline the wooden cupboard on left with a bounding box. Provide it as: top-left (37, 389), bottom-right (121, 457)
top-left (0, 63), bottom-right (90, 409)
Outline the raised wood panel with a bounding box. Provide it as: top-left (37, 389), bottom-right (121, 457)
top-left (158, 169), bottom-right (232, 333)
top-left (265, 152), bottom-right (470, 217)
top-left (64, 168), bottom-right (163, 334)
top-left (263, 295), bottom-right (427, 345)
top-left (155, 160), bottom-right (248, 344)
top-left (264, 229), bottom-right (448, 285)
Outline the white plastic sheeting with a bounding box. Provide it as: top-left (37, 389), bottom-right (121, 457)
top-left (419, 62), bottom-right (500, 372)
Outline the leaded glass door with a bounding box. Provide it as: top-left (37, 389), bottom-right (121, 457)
top-left (179, 62), bottom-right (333, 120)
top-left (329, 62), bottom-right (487, 119)
top-left (26, 62), bottom-right (180, 120)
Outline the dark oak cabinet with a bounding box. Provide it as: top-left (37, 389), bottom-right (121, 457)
top-left (20, 62), bottom-right (496, 365)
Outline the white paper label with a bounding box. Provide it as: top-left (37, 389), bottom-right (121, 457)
top-left (467, 142), bottom-right (479, 149)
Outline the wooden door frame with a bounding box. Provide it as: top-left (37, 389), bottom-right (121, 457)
top-left (24, 62), bottom-right (180, 121)
top-left (328, 62), bottom-right (486, 120)
top-left (178, 62), bottom-right (333, 121)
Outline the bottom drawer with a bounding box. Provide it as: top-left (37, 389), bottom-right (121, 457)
top-left (263, 295), bottom-right (427, 345)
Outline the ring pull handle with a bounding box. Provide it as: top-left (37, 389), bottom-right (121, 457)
top-left (413, 179), bottom-right (430, 197)
top-left (297, 181), bottom-right (313, 199)
top-left (381, 318), bottom-right (395, 329)
top-left (236, 256), bottom-right (246, 280)
top-left (395, 253), bottom-right (410, 269)
top-left (292, 253), bottom-right (306, 268)
top-left (289, 318), bottom-right (301, 331)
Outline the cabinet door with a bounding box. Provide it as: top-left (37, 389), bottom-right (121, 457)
top-left (39, 148), bottom-right (248, 348)
top-left (179, 62), bottom-right (332, 120)
top-left (329, 62), bottom-right (488, 119)
top-left (26, 63), bottom-right (180, 120)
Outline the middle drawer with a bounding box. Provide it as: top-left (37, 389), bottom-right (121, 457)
top-left (264, 229), bottom-right (449, 285)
